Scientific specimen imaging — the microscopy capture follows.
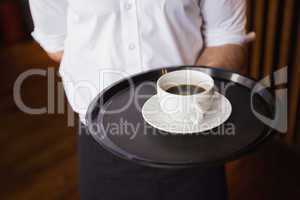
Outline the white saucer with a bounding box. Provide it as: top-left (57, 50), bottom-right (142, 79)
top-left (142, 92), bottom-right (232, 134)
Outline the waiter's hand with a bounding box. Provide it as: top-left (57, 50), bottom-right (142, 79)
top-left (47, 51), bottom-right (64, 63)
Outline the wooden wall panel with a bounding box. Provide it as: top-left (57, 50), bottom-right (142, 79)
top-left (248, 0), bottom-right (299, 143)
top-left (287, 23), bottom-right (300, 143)
top-left (263, 0), bottom-right (280, 76)
top-left (278, 0), bottom-right (295, 69)
top-left (249, 0), bottom-right (266, 79)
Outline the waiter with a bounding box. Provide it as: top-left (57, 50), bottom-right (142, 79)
top-left (29, 0), bottom-right (254, 199)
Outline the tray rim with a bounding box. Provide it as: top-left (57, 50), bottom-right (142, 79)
top-left (86, 65), bottom-right (276, 168)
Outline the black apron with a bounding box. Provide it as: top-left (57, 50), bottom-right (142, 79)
top-left (78, 123), bottom-right (228, 200)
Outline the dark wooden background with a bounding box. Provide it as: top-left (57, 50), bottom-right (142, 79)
top-left (245, 0), bottom-right (299, 144)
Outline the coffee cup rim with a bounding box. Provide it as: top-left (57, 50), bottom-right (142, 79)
top-left (157, 70), bottom-right (214, 97)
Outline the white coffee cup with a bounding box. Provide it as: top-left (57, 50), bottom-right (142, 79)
top-left (157, 70), bottom-right (215, 124)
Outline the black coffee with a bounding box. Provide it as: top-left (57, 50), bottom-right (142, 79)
top-left (166, 84), bottom-right (205, 95)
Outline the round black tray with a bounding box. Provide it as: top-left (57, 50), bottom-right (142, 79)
top-left (86, 66), bottom-right (275, 168)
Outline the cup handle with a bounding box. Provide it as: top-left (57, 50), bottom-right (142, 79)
top-left (189, 104), bottom-right (204, 124)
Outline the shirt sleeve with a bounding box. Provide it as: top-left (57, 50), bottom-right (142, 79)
top-left (200, 0), bottom-right (250, 47)
top-left (29, 0), bottom-right (68, 53)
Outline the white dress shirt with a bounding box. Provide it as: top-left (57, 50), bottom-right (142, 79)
top-left (29, 0), bottom-right (249, 123)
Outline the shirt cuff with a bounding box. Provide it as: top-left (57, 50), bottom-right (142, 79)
top-left (31, 29), bottom-right (66, 53)
top-left (204, 29), bottom-right (251, 47)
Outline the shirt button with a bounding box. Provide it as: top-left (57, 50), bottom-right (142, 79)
top-left (129, 43), bottom-right (136, 50)
top-left (125, 3), bottom-right (132, 10)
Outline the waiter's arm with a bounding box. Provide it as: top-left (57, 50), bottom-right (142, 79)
top-left (197, 0), bottom-right (254, 73)
top-left (197, 44), bottom-right (247, 74)
top-left (29, 0), bottom-right (67, 62)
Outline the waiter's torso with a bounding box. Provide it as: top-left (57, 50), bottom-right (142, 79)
top-left (60, 0), bottom-right (204, 121)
